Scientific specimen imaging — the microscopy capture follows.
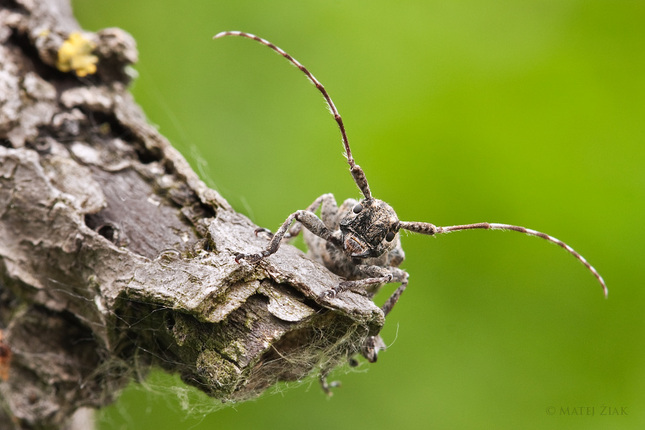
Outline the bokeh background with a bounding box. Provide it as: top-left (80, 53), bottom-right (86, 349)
top-left (71, 1), bottom-right (643, 429)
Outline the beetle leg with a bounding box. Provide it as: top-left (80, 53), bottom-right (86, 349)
top-left (235, 209), bottom-right (341, 263)
top-left (321, 268), bottom-right (409, 363)
top-left (284, 193), bottom-right (338, 239)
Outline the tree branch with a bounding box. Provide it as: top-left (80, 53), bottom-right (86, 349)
top-left (0, 1), bottom-right (384, 428)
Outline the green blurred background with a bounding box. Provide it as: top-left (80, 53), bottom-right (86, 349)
top-left (72, 1), bottom-right (643, 429)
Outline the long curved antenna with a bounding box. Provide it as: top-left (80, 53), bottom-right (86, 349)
top-left (398, 221), bottom-right (608, 298)
top-left (214, 31), bottom-right (372, 199)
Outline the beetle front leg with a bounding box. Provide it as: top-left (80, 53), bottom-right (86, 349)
top-left (253, 193), bottom-right (337, 241)
top-left (284, 193), bottom-right (338, 240)
top-left (235, 209), bottom-right (340, 263)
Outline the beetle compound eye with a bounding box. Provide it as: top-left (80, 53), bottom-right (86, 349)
top-left (353, 203), bottom-right (363, 214)
top-left (385, 231), bottom-right (395, 242)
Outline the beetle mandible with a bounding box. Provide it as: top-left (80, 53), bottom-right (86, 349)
top-left (214, 31), bottom-right (607, 363)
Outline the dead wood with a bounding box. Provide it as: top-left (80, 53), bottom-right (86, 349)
top-left (0, 1), bottom-right (383, 428)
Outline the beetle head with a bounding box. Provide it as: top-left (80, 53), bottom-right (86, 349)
top-left (339, 198), bottom-right (400, 259)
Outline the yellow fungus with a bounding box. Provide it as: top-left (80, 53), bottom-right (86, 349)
top-left (57, 32), bottom-right (98, 77)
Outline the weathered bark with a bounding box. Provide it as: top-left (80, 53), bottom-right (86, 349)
top-left (0, 1), bottom-right (384, 428)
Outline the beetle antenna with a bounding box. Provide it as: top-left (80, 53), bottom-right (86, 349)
top-left (398, 221), bottom-right (608, 298)
top-left (214, 31), bottom-right (372, 199)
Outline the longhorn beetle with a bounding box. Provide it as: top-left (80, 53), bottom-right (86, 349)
top-left (214, 31), bottom-right (607, 366)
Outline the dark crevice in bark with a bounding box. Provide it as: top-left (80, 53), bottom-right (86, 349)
top-left (0, 0), bottom-right (27, 13)
top-left (7, 29), bottom-right (77, 88)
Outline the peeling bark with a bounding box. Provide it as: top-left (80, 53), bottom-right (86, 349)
top-left (0, 1), bottom-right (384, 429)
